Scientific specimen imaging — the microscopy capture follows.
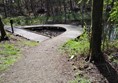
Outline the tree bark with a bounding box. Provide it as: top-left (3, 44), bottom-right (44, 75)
top-left (90, 0), bottom-right (104, 62)
top-left (3, 0), bottom-right (7, 18)
top-left (0, 18), bottom-right (8, 41)
top-left (63, 0), bottom-right (67, 23)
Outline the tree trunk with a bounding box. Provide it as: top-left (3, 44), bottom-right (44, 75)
top-left (30, 0), bottom-right (35, 16)
top-left (3, 0), bottom-right (7, 18)
top-left (90, 0), bottom-right (104, 62)
top-left (0, 18), bottom-right (8, 41)
top-left (63, 1), bottom-right (67, 23)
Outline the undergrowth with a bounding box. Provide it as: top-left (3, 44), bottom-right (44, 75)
top-left (62, 32), bottom-right (89, 57)
top-left (69, 75), bottom-right (90, 83)
top-left (2, 12), bottom-right (91, 26)
top-left (3, 16), bottom-right (46, 26)
top-left (0, 43), bottom-right (20, 71)
top-left (62, 30), bottom-right (118, 82)
top-left (104, 40), bottom-right (118, 64)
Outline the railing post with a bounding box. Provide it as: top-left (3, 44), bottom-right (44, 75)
top-left (10, 20), bottom-right (14, 33)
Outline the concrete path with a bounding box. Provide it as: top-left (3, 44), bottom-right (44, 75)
top-left (1, 24), bottom-right (83, 83)
top-left (20, 24), bottom-right (83, 39)
top-left (5, 26), bottom-right (49, 42)
top-left (5, 24), bottom-right (82, 42)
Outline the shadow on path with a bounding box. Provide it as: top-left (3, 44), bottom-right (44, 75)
top-left (95, 61), bottom-right (118, 83)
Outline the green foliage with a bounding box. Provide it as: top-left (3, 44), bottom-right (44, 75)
top-left (110, 1), bottom-right (118, 25)
top-left (69, 75), bottom-right (90, 83)
top-left (62, 32), bottom-right (89, 57)
top-left (3, 16), bottom-right (46, 26)
top-left (0, 43), bottom-right (20, 55)
top-left (102, 40), bottom-right (118, 51)
top-left (77, 0), bottom-right (90, 4)
top-left (103, 40), bottom-right (118, 64)
top-left (109, 40), bottom-right (118, 48)
top-left (104, 0), bottom-right (112, 5)
top-left (0, 38), bottom-right (38, 72)
top-left (3, 12), bottom-right (91, 25)
top-left (0, 43), bottom-right (20, 71)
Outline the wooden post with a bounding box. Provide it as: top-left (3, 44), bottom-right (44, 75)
top-left (10, 20), bottom-right (14, 33)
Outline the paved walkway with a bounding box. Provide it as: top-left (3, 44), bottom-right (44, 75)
top-left (5, 24), bottom-right (82, 42)
top-left (1, 24), bottom-right (83, 83)
top-left (5, 26), bottom-right (49, 42)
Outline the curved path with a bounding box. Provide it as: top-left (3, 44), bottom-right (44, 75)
top-left (1, 24), bottom-right (83, 83)
top-left (5, 24), bottom-right (82, 42)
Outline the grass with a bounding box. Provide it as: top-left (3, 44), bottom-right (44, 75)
top-left (62, 34), bottom-right (91, 83)
top-left (22, 41), bottom-right (38, 47)
top-left (0, 43), bottom-right (20, 55)
top-left (69, 74), bottom-right (90, 83)
top-left (62, 26), bottom-right (118, 82)
top-left (0, 43), bottom-right (20, 71)
top-left (64, 38), bottom-right (118, 82)
top-left (62, 32), bottom-right (89, 57)
top-left (0, 34), bottom-right (39, 72)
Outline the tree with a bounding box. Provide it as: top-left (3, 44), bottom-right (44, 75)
top-left (3, 0), bottom-right (7, 17)
top-left (90, 0), bottom-right (105, 62)
top-left (0, 17), bottom-right (8, 41)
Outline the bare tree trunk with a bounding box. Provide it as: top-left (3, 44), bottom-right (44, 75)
top-left (63, 1), bottom-right (67, 23)
top-left (90, 0), bottom-right (105, 62)
top-left (3, 0), bottom-right (7, 18)
top-left (17, 0), bottom-right (24, 15)
top-left (30, 0), bottom-right (35, 16)
top-left (0, 18), bottom-right (8, 41)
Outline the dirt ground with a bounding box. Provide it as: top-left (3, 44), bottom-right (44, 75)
top-left (0, 33), bottom-right (76, 83)
top-left (68, 52), bottom-right (118, 83)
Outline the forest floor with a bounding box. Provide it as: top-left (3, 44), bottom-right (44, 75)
top-left (67, 54), bottom-right (118, 83)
